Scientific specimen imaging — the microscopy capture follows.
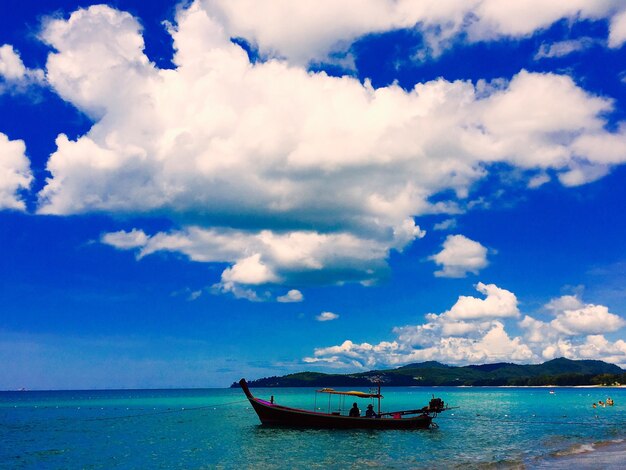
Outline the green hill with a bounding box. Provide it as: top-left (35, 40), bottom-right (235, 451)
top-left (233, 358), bottom-right (625, 388)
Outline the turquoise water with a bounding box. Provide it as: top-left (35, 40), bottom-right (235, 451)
top-left (2, 387), bottom-right (625, 468)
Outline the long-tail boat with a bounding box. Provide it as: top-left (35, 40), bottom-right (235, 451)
top-left (239, 378), bottom-right (449, 429)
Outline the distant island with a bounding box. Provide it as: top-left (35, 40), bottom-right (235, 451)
top-left (232, 358), bottom-right (626, 388)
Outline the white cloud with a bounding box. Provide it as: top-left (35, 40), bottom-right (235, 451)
top-left (433, 218), bottom-right (457, 231)
top-left (0, 133), bottom-right (33, 211)
top-left (609, 9), bottom-right (626, 48)
top-left (534, 38), bottom-right (597, 60)
top-left (220, 254), bottom-right (280, 285)
top-left (519, 295), bottom-right (626, 355)
top-left (541, 335), bottom-right (626, 366)
top-left (466, 1), bottom-right (620, 41)
top-left (527, 173), bottom-right (550, 188)
top-left (277, 289), bottom-right (304, 303)
top-left (200, 1), bottom-right (626, 64)
top-left (573, 335), bottom-right (626, 364)
top-left (430, 234), bottom-right (488, 278)
top-left (0, 45), bottom-right (43, 82)
top-left (316, 311), bottom-right (339, 322)
top-left (557, 161), bottom-right (611, 187)
top-left (307, 282), bottom-right (527, 367)
top-left (519, 315), bottom-right (557, 344)
top-left (545, 294), bottom-right (585, 314)
top-left (0, 45), bottom-right (27, 80)
top-left (28, 3), bottom-right (626, 289)
top-left (551, 304), bottom-right (626, 336)
top-left (212, 280), bottom-right (264, 302)
top-left (571, 124), bottom-right (626, 166)
top-left (0, 44), bottom-right (45, 92)
top-left (37, 5), bottom-right (626, 216)
top-left (305, 287), bottom-right (626, 369)
top-left (541, 294), bottom-right (625, 336)
top-left (102, 225), bottom-right (407, 291)
top-left (101, 228), bottom-right (148, 250)
top-left (445, 282), bottom-right (520, 320)
top-left (307, 321), bottom-right (534, 368)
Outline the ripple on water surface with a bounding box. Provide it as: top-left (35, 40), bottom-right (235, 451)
top-left (1, 387), bottom-right (625, 468)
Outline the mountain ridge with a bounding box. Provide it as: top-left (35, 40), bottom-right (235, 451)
top-left (233, 358), bottom-right (625, 388)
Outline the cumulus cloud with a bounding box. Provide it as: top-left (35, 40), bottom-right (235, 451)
top-left (541, 294), bottom-right (625, 335)
top-left (220, 254), bottom-right (280, 285)
top-left (101, 224), bottom-right (410, 291)
top-left (200, 0), bottom-right (626, 64)
top-left (0, 133), bottom-right (33, 211)
top-left (551, 304), bottom-right (626, 335)
top-left (0, 44), bottom-right (45, 92)
top-left (540, 335), bottom-right (626, 365)
top-left (445, 282), bottom-right (519, 320)
top-left (26, 3), bottom-right (626, 292)
top-left (389, 282), bottom-right (520, 350)
top-left (306, 320), bottom-right (534, 368)
top-left (305, 287), bottom-right (626, 369)
top-left (38, 4), bottom-right (626, 218)
top-left (316, 311), bottom-right (339, 322)
top-left (277, 289), bottom-right (303, 303)
top-left (0, 45), bottom-right (28, 81)
top-left (573, 335), bottom-right (626, 364)
top-left (430, 234), bottom-right (488, 278)
top-left (465, 1), bottom-right (623, 41)
top-left (545, 294), bottom-right (584, 314)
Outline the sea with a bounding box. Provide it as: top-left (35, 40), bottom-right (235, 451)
top-left (2, 386), bottom-right (625, 469)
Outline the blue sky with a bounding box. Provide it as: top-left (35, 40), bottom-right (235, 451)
top-left (2, 1), bottom-right (626, 389)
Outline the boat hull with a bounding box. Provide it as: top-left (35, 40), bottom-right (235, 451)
top-left (240, 379), bottom-right (433, 430)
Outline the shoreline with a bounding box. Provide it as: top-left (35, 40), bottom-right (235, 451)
top-left (533, 438), bottom-right (626, 468)
top-left (495, 384), bottom-right (626, 388)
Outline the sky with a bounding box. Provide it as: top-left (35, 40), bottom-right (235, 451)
top-left (1, 0), bottom-right (626, 389)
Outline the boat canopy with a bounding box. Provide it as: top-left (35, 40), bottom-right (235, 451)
top-left (317, 388), bottom-right (382, 399)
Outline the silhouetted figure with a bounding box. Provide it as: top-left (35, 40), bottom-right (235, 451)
top-left (349, 402), bottom-right (360, 417)
top-left (365, 404), bottom-right (378, 418)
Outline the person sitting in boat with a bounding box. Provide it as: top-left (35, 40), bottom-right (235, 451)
top-left (365, 404), bottom-right (378, 418)
top-left (349, 402), bottom-right (361, 417)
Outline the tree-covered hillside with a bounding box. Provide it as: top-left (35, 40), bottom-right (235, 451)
top-left (233, 358), bottom-right (625, 388)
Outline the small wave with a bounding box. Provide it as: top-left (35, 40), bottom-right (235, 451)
top-left (553, 438), bottom-right (625, 457)
top-left (553, 443), bottom-right (595, 456)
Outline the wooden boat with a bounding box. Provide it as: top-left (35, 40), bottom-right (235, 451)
top-left (239, 378), bottom-right (448, 429)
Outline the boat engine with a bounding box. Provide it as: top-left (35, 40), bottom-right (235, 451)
top-left (429, 397), bottom-right (445, 412)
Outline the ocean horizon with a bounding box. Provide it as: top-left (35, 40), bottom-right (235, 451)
top-left (4, 383), bottom-right (626, 392)
top-left (3, 385), bottom-right (625, 468)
